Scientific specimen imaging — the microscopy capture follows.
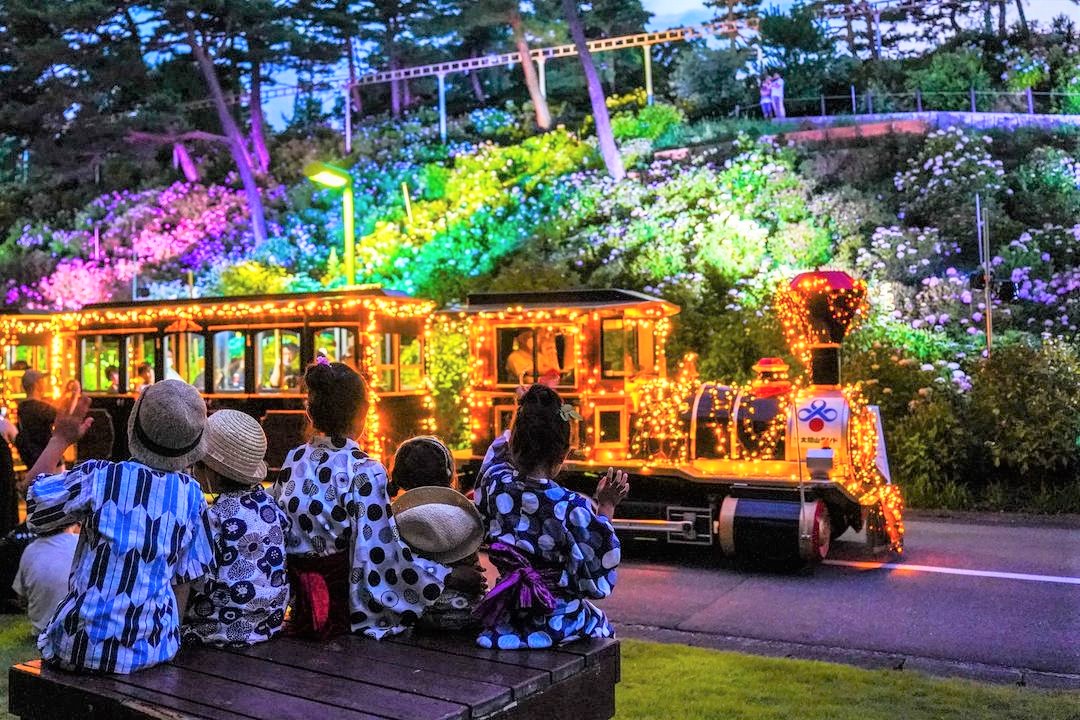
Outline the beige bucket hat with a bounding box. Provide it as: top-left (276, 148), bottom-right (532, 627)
top-left (202, 409), bottom-right (267, 486)
top-left (391, 486), bottom-right (484, 564)
top-left (127, 379), bottom-right (207, 472)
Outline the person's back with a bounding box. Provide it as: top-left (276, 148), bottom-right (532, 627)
top-left (184, 410), bottom-right (289, 647)
top-left (23, 381), bottom-right (215, 674)
top-left (16, 370), bottom-right (56, 470)
top-left (13, 528), bottom-right (78, 635)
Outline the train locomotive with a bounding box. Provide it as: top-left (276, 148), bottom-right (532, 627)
top-left (457, 271), bottom-right (904, 564)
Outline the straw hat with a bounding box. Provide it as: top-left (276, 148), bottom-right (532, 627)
top-left (202, 409), bottom-right (267, 486)
top-left (127, 380), bottom-right (207, 472)
top-left (391, 486), bottom-right (484, 564)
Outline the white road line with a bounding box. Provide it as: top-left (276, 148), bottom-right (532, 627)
top-left (822, 559), bottom-right (1080, 586)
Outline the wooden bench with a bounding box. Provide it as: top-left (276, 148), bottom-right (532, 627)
top-left (8, 632), bottom-right (620, 720)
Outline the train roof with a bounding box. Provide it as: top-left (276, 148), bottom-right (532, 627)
top-left (79, 285), bottom-right (425, 312)
top-left (460, 289), bottom-right (679, 317)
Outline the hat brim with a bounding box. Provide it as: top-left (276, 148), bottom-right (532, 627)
top-left (392, 486), bottom-right (484, 564)
top-left (202, 453), bottom-right (267, 486)
top-left (127, 391), bottom-right (207, 472)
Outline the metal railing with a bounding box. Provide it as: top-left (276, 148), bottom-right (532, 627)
top-left (748, 86), bottom-right (1080, 120)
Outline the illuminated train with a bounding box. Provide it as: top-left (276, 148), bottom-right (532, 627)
top-left (0, 272), bottom-right (903, 563)
top-left (454, 273), bottom-right (904, 563)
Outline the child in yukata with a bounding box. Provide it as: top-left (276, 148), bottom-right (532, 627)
top-left (274, 360), bottom-right (478, 640)
top-left (184, 409), bottom-right (290, 647)
top-left (473, 384), bottom-right (629, 650)
top-left (22, 381), bottom-right (215, 674)
top-left (390, 437), bottom-right (486, 631)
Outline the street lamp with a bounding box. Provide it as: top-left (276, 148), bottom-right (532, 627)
top-left (303, 161), bottom-right (355, 287)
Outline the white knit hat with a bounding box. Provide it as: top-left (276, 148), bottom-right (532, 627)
top-left (202, 409), bottom-right (267, 486)
top-left (127, 380), bottom-right (207, 472)
top-left (391, 486), bottom-right (484, 564)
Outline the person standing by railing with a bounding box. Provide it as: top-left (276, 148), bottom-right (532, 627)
top-left (760, 76), bottom-right (774, 119)
top-left (771, 74), bottom-right (786, 119)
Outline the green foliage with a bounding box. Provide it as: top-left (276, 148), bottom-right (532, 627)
top-left (611, 103), bottom-right (686, 142)
top-left (964, 341), bottom-right (1080, 482)
top-left (1009, 147), bottom-right (1080, 227)
top-left (669, 45), bottom-right (753, 119)
top-left (905, 49), bottom-right (993, 111)
top-left (426, 317), bottom-right (471, 449)
top-left (213, 261), bottom-right (293, 296)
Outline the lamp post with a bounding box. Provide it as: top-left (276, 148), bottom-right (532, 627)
top-left (303, 161), bottom-right (355, 287)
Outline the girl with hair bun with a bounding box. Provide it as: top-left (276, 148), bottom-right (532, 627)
top-left (473, 384), bottom-right (629, 650)
top-left (274, 360), bottom-right (457, 639)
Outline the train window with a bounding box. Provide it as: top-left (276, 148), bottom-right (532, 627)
top-left (400, 333), bottom-right (422, 391)
top-left (313, 327), bottom-right (358, 368)
top-left (212, 331), bottom-right (247, 393)
top-left (124, 334), bottom-right (156, 392)
top-left (256, 330), bottom-right (302, 392)
top-left (164, 333), bottom-right (206, 387)
top-left (377, 333), bottom-right (397, 391)
top-left (494, 405), bottom-right (516, 437)
top-left (595, 408), bottom-right (626, 447)
top-left (81, 336), bottom-right (121, 393)
top-left (4, 345), bottom-right (47, 396)
top-left (601, 319), bottom-right (657, 379)
top-left (497, 327), bottom-right (576, 387)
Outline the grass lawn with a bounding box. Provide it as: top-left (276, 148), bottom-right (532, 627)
top-left (617, 640), bottom-right (1080, 720)
top-left (0, 617), bottom-right (1074, 720)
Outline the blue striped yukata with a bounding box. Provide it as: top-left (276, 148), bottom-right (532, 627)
top-left (26, 460), bottom-right (216, 674)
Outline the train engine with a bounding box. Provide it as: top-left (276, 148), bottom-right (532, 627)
top-left (620, 270), bottom-right (904, 563)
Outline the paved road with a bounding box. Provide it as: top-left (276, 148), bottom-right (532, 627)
top-left (594, 518), bottom-right (1080, 684)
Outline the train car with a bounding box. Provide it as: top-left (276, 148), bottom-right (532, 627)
top-left (456, 274), bottom-right (904, 565)
top-left (2, 287), bottom-right (437, 469)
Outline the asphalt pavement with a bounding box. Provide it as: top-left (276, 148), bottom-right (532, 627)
top-left (593, 516), bottom-right (1080, 687)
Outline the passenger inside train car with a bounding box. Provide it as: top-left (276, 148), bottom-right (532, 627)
top-left (499, 326), bottom-right (575, 387)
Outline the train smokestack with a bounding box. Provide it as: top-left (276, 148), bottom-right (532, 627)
top-left (779, 271), bottom-right (867, 387)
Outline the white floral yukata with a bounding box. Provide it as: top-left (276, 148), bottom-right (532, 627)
top-left (474, 434), bottom-right (619, 649)
top-left (183, 487), bottom-right (290, 646)
top-left (274, 435), bottom-right (450, 638)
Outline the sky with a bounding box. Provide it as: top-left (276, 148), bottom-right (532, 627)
top-left (641, 0), bottom-right (1078, 29)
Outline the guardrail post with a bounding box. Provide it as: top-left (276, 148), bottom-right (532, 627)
top-left (819, 94), bottom-right (826, 116)
top-left (437, 73), bottom-right (447, 143)
top-left (1026, 87), bottom-right (1034, 114)
top-left (850, 84), bottom-right (856, 114)
top-left (916, 87), bottom-right (923, 112)
top-left (537, 56), bottom-right (547, 99)
top-left (969, 86), bottom-right (977, 113)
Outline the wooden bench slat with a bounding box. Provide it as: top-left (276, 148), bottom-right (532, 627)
top-left (227, 636), bottom-right (513, 717)
top-left (112, 660), bottom-right (385, 720)
top-left (390, 633), bottom-right (585, 682)
top-left (10, 660), bottom-right (249, 720)
top-left (277, 634), bottom-right (552, 700)
top-left (171, 646), bottom-right (468, 720)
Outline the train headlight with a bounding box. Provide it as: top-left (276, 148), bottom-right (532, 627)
top-left (805, 448), bottom-right (834, 481)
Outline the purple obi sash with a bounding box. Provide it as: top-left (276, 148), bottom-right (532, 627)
top-left (474, 542), bottom-right (563, 628)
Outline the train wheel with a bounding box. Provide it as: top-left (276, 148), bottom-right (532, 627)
top-left (798, 499), bottom-right (831, 562)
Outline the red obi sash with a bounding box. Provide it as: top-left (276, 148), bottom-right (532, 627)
top-left (286, 552), bottom-right (350, 640)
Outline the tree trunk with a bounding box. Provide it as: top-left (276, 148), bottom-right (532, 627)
top-left (173, 142), bottom-right (200, 182)
top-left (997, 0), bottom-right (1007, 35)
top-left (187, 30), bottom-right (267, 245)
top-left (249, 59), bottom-right (271, 175)
top-left (560, 0), bottom-right (624, 181)
top-left (1014, 0), bottom-right (1028, 35)
top-left (469, 70), bottom-right (485, 102)
top-left (346, 37), bottom-right (363, 115)
top-left (508, 10), bottom-right (552, 131)
top-left (863, 9), bottom-right (878, 59)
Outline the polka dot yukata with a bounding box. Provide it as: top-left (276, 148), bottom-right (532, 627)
top-left (474, 435), bottom-right (619, 650)
top-left (274, 435), bottom-right (449, 639)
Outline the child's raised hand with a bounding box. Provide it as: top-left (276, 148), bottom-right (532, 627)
top-left (595, 467), bottom-right (629, 510)
top-left (53, 395), bottom-right (93, 446)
